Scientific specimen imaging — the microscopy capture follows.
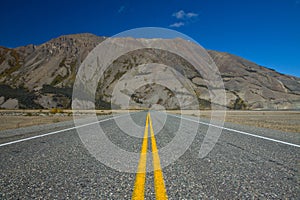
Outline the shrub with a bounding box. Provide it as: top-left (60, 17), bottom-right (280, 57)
top-left (25, 112), bottom-right (32, 116)
top-left (50, 108), bottom-right (63, 114)
top-left (233, 97), bottom-right (247, 110)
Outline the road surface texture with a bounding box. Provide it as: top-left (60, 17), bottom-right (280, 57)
top-left (0, 111), bottom-right (299, 199)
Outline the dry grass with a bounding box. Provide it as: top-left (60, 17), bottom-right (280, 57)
top-left (223, 111), bottom-right (300, 133)
top-left (0, 110), bottom-right (299, 133)
top-left (0, 115), bottom-right (73, 131)
top-left (168, 110), bottom-right (300, 133)
top-left (0, 109), bottom-right (140, 131)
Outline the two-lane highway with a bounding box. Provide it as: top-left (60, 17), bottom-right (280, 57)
top-left (0, 111), bottom-right (299, 199)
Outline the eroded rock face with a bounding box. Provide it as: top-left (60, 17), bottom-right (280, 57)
top-left (0, 98), bottom-right (19, 109)
top-left (0, 96), bottom-right (4, 105)
top-left (0, 34), bottom-right (105, 90)
top-left (0, 33), bottom-right (299, 110)
top-left (208, 51), bottom-right (300, 109)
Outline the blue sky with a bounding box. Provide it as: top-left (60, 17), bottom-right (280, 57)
top-left (0, 0), bottom-right (299, 77)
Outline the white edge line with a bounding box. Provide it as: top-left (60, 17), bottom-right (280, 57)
top-left (169, 113), bottom-right (300, 148)
top-left (0, 114), bottom-right (125, 147)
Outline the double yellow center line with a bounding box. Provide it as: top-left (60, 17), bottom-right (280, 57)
top-left (132, 112), bottom-right (168, 200)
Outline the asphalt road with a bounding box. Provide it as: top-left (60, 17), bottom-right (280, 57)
top-left (0, 111), bottom-right (299, 199)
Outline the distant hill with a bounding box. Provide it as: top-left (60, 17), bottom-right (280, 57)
top-left (0, 33), bottom-right (299, 110)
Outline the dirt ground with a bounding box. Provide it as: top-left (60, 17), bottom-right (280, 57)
top-left (0, 110), bottom-right (299, 133)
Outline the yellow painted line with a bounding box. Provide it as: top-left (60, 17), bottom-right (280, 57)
top-left (149, 113), bottom-right (168, 200)
top-left (132, 112), bottom-right (168, 200)
top-left (132, 113), bottom-right (149, 200)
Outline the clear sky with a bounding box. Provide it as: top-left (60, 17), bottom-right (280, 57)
top-left (0, 0), bottom-right (299, 77)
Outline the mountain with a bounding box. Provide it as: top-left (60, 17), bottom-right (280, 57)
top-left (0, 33), bottom-right (299, 110)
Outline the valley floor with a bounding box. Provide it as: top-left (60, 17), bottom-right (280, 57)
top-left (0, 110), bottom-right (299, 133)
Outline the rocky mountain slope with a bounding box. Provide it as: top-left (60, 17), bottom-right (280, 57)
top-left (0, 33), bottom-right (299, 110)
